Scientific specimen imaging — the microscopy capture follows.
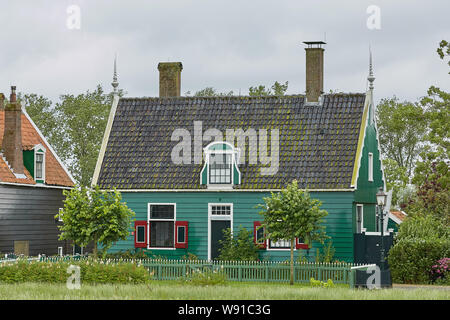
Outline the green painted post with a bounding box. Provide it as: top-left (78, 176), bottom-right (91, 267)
top-left (238, 264), bottom-right (242, 282)
top-left (350, 269), bottom-right (355, 288)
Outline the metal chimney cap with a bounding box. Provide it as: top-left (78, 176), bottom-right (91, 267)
top-left (303, 41), bottom-right (326, 49)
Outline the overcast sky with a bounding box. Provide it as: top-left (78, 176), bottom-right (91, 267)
top-left (0, 0), bottom-right (448, 105)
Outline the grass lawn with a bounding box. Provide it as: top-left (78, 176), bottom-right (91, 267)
top-left (0, 281), bottom-right (449, 300)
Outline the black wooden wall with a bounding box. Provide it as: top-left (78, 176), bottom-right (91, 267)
top-left (0, 184), bottom-right (72, 256)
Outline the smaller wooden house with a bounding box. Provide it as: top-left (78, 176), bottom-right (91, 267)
top-left (0, 87), bottom-right (76, 256)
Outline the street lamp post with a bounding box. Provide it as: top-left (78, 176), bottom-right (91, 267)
top-left (376, 188), bottom-right (387, 270)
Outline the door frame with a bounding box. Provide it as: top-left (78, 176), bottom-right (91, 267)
top-left (207, 203), bottom-right (233, 261)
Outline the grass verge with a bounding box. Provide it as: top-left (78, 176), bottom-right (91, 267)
top-left (0, 281), bottom-right (448, 300)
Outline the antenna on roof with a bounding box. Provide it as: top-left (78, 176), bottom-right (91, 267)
top-left (368, 46), bottom-right (375, 90)
top-left (111, 53), bottom-right (119, 96)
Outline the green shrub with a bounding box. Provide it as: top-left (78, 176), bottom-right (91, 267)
top-left (217, 226), bottom-right (259, 261)
top-left (314, 241), bottom-right (336, 263)
top-left (0, 258), bottom-right (150, 284)
top-left (181, 266), bottom-right (227, 286)
top-left (309, 277), bottom-right (334, 288)
top-left (388, 237), bottom-right (450, 284)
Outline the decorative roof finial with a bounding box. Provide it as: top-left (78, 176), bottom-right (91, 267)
top-left (111, 54), bottom-right (119, 95)
top-left (368, 46), bottom-right (375, 90)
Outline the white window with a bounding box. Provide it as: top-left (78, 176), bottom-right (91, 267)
top-left (269, 239), bottom-right (292, 249)
top-left (58, 247), bottom-right (63, 256)
top-left (209, 154), bottom-right (232, 184)
top-left (356, 204), bottom-right (364, 233)
top-left (368, 152), bottom-right (373, 182)
top-left (33, 144), bottom-right (46, 183)
top-left (201, 141), bottom-right (241, 188)
top-left (148, 204), bottom-right (176, 249)
top-left (58, 208), bottom-right (63, 222)
top-left (211, 205), bottom-right (231, 216)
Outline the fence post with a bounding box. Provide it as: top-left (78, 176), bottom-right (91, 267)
top-left (349, 269), bottom-right (355, 289)
top-left (238, 263), bottom-right (242, 282)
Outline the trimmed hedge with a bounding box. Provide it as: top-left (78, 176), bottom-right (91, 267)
top-left (0, 259), bottom-right (150, 284)
top-left (388, 237), bottom-right (450, 284)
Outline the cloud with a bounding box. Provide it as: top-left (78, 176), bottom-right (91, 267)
top-left (0, 0), bottom-right (448, 105)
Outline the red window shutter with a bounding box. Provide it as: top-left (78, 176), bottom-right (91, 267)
top-left (134, 220), bottom-right (147, 248)
top-left (175, 221), bottom-right (188, 249)
top-left (296, 238), bottom-right (309, 250)
top-left (253, 221), bottom-right (266, 249)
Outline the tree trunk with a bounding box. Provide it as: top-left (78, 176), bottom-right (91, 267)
top-left (290, 238), bottom-right (294, 285)
top-left (93, 235), bottom-right (98, 259)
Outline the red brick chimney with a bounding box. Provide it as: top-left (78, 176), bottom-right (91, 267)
top-left (2, 86), bottom-right (24, 174)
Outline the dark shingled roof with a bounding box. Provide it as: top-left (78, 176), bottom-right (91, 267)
top-left (97, 94), bottom-right (366, 190)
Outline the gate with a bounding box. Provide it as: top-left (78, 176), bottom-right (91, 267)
top-left (353, 232), bottom-right (394, 288)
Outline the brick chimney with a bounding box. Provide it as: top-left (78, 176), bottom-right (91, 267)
top-left (158, 62), bottom-right (183, 97)
top-left (0, 93), bottom-right (5, 110)
top-left (303, 41), bottom-right (325, 102)
top-left (2, 86), bottom-right (24, 174)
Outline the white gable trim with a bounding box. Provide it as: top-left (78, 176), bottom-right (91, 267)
top-left (92, 95), bottom-right (120, 186)
top-left (22, 108), bottom-right (76, 185)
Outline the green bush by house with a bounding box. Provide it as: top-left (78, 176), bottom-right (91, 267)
top-left (388, 214), bottom-right (450, 284)
top-left (0, 259), bottom-right (150, 284)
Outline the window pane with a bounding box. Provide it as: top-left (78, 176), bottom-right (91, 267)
top-left (211, 205), bottom-right (231, 215)
top-left (177, 226), bottom-right (186, 243)
top-left (269, 239), bottom-right (291, 249)
top-left (150, 221), bottom-right (174, 247)
top-left (136, 226), bottom-right (145, 243)
top-left (256, 227), bottom-right (264, 244)
top-left (150, 205), bottom-right (174, 219)
top-left (209, 153), bottom-right (232, 184)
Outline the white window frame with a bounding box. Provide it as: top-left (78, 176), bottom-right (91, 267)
top-left (356, 204), bottom-right (364, 233)
top-left (33, 144), bottom-right (46, 183)
top-left (58, 208), bottom-right (63, 222)
top-left (368, 152), bottom-right (374, 182)
top-left (267, 239), bottom-right (293, 250)
top-left (147, 203), bottom-right (176, 250)
top-left (135, 225), bottom-right (146, 244)
top-left (176, 225), bottom-right (187, 245)
top-left (201, 142), bottom-right (241, 190)
top-left (208, 203), bottom-right (233, 260)
top-left (58, 247), bottom-right (63, 256)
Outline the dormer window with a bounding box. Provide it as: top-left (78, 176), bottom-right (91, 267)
top-left (33, 144), bottom-right (46, 184)
top-left (200, 142), bottom-right (241, 188)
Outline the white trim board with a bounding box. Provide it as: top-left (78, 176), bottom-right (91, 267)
top-left (147, 202), bottom-right (177, 251)
top-left (92, 95), bottom-right (120, 186)
top-left (208, 203), bottom-right (233, 261)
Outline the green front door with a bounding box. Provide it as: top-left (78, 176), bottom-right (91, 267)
top-left (210, 220), bottom-right (230, 260)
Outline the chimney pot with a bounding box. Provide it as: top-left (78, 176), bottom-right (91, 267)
top-left (10, 86), bottom-right (17, 102)
top-left (158, 62), bottom-right (183, 97)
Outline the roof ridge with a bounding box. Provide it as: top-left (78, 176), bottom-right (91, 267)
top-left (118, 92), bottom-right (365, 101)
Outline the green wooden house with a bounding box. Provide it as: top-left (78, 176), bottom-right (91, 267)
top-left (93, 43), bottom-right (387, 262)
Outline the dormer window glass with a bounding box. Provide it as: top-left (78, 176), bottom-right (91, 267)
top-left (35, 153), bottom-right (44, 180)
top-left (209, 154), bottom-right (232, 184)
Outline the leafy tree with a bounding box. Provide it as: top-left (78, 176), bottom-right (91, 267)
top-left (23, 85), bottom-right (125, 186)
top-left (191, 87), bottom-right (234, 97)
top-left (217, 226), bottom-right (259, 261)
top-left (56, 185), bottom-right (135, 258)
top-left (248, 81), bottom-right (288, 96)
top-left (376, 97), bottom-right (428, 178)
top-left (437, 40), bottom-right (450, 73)
top-left (257, 180), bottom-right (328, 285)
top-left (382, 158), bottom-right (409, 208)
top-left (408, 162), bottom-right (449, 225)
